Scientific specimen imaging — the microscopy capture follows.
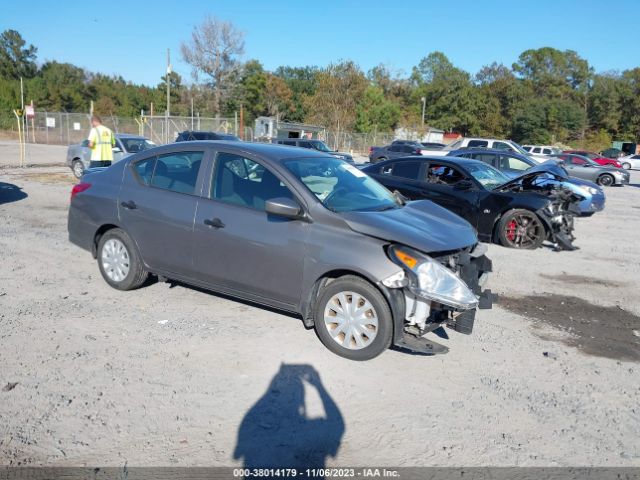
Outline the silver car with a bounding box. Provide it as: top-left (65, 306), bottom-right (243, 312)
top-left (554, 154), bottom-right (630, 186)
top-left (67, 141), bottom-right (493, 360)
top-left (66, 134), bottom-right (155, 178)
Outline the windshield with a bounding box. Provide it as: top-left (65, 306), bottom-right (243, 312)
top-left (511, 142), bottom-right (530, 155)
top-left (465, 163), bottom-right (510, 190)
top-left (120, 138), bottom-right (155, 153)
top-left (308, 140), bottom-right (332, 152)
top-left (283, 158), bottom-right (398, 213)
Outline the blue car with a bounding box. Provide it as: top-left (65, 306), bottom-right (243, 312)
top-left (447, 148), bottom-right (605, 216)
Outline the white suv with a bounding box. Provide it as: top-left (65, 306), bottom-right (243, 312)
top-left (422, 137), bottom-right (529, 156)
top-left (523, 145), bottom-right (562, 162)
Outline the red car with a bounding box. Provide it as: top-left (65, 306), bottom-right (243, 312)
top-left (563, 150), bottom-right (622, 168)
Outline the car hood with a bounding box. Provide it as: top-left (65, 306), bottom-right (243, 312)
top-left (497, 162), bottom-right (568, 189)
top-left (340, 200), bottom-right (478, 253)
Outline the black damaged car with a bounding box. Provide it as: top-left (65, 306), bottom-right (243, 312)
top-left (362, 157), bottom-right (583, 251)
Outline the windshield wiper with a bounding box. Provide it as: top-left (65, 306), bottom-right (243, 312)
top-left (392, 190), bottom-right (408, 206)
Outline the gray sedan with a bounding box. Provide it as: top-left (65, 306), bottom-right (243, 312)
top-left (66, 134), bottom-right (155, 178)
top-left (68, 141), bottom-right (493, 360)
top-left (555, 153), bottom-right (629, 186)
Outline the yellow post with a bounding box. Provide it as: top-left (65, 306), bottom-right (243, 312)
top-left (13, 109), bottom-right (25, 167)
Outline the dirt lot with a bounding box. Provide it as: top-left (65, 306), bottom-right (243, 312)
top-left (1, 144), bottom-right (639, 467)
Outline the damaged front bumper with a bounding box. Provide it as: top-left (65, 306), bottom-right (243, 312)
top-left (538, 189), bottom-right (582, 251)
top-left (392, 243), bottom-right (494, 355)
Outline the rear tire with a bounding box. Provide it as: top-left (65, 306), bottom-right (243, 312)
top-left (97, 228), bottom-right (148, 291)
top-left (314, 275), bottom-right (393, 361)
top-left (72, 160), bottom-right (85, 179)
top-left (497, 209), bottom-right (545, 250)
top-left (597, 174), bottom-right (614, 186)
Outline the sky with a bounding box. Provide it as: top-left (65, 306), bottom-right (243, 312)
top-left (2, 0), bottom-right (639, 86)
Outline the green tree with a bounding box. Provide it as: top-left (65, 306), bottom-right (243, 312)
top-left (354, 85), bottom-right (400, 133)
top-left (0, 29), bottom-right (37, 79)
top-left (273, 66), bottom-right (319, 122)
top-left (305, 61), bottom-right (367, 133)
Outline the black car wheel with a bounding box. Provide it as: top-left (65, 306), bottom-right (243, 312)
top-left (497, 209), bottom-right (545, 249)
top-left (97, 228), bottom-right (148, 290)
top-left (72, 160), bottom-right (85, 179)
top-left (314, 275), bottom-right (393, 361)
top-left (597, 174), bottom-right (614, 186)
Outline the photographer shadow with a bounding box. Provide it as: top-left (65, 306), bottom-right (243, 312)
top-left (234, 364), bottom-right (344, 473)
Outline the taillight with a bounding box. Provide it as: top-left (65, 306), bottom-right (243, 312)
top-left (415, 149), bottom-right (422, 155)
top-left (615, 161), bottom-right (622, 168)
top-left (71, 182), bottom-right (91, 200)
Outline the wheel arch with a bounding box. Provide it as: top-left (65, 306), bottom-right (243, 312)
top-left (491, 206), bottom-right (549, 242)
top-left (92, 223), bottom-right (121, 258)
top-left (300, 268), bottom-right (404, 343)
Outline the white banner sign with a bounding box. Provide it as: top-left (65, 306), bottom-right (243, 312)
top-left (46, 117), bottom-right (55, 128)
top-left (73, 122), bottom-right (81, 131)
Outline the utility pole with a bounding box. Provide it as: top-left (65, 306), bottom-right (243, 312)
top-left (166, 49), bottom-right (171, 117)
top-left (421, 96), bottom-right (426, 127)
top-left (166, 49), bottom-right (171, 144)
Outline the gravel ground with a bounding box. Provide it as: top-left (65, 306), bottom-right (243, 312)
top-left (0, 145), bottom-right (639, 467)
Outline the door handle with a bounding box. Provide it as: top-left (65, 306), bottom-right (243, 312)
top-left (120, 200), bottom-right (137, 210)
top-left (204, 218), bottom-right (225, 229)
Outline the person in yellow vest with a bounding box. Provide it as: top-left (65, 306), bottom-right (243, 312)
top-left (87, 115), bottom-right (115, 168)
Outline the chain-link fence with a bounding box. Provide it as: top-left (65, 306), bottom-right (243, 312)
top-left (1, 110), bottom-right (391, 155)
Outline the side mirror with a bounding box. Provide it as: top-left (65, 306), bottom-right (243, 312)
top-left (112, 147), bottom-right (122, 153)
top-left (454, 179), bottom-right (474, 190)
top-left (265, 197), bottom-right (302, 219)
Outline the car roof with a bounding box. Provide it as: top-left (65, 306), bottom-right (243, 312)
top-left (115, 133), bottom-right (146, 139)
top-left (153, 140), bottom-right (331, 161)
top-left (449, 148), bottom-right (525, 156)
top-left (367, 155), bottom-right (487, 169)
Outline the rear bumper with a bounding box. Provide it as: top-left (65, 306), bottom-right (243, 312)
top-left (67, 204), bottom-right (97, 253)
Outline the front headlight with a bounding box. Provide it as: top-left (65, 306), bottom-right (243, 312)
top-left (387, 245), bottom-right (478, 310)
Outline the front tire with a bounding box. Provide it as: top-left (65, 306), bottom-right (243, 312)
top-left (314, 275), bottom-right (393, 361)
top-left (597, 174), bottom-right (614, 186)
top-left (497, 209), bottom-right (545, 249)
top-left (97, 228), bottom-right (148, 290)
top-left (622, 162), bottom-right (631, 170)
top-left (72, 160), bottom-right (85, 179)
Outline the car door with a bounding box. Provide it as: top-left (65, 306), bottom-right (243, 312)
top-left (561, 156), bottom-right (591, 181)
top-left (419, 161), bottom-right (480, 228)
top-left (191, 149), bottom-right (308, 308)
top-left (118, 148), bottom-right (208, 276)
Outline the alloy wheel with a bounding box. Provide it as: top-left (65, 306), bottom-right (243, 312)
top-left (504, 213), bottom-right (544, 248)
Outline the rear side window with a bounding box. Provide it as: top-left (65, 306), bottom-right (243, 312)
top-left (134, 151), bottom-right (203, 194)
top-left (470, 153), bottom-right (496, 166)
top-left (467, 140), bottom-right (488, 148)
top-left (492, 141), bottom-right (512, 151)
top-left (532, 147), bottom-right (541, 153)
top-left (211, 152), bottom-right (294, 211)
top-left (391, 161), bottom-right (420, 180)
top-left (134, 157), bottom-right (156, 185)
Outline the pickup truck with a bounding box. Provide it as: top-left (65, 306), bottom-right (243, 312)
top-left (66, 133), bottom-right (155, 178)
top-left (420, 137), bottom-right (529, 157)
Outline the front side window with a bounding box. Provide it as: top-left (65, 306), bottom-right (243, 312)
top-left (426, 164), bottom-right (467, 185)
top-left (543, 148), bottom-right (552, 154)
top-left (500, 155), bottom-right (530, 171)
top-left (211, 152), bottom-right (293, 211)
top-left (470, 153), bottom-right (497, 166)
top-left (283, 158), bottom-right (397, 213)
top-left (570, 156), bottom-right (587, 165)
top-left (468, 140), bottom-right (488, 148)
top-left (532, 147), bottom-right (541, 153)
top-left (121, 138), bottom-right (155, 153)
